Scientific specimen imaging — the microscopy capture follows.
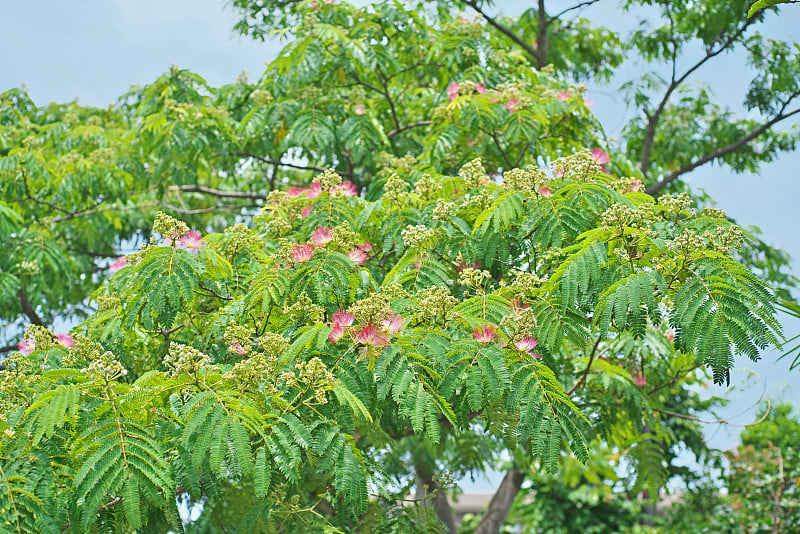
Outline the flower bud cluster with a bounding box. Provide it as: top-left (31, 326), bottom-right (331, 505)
top-left (705, 225), bottom-right (744, 253)
top-left (257, 332), bottom-right (290, 358)
top-left (432, 198), bottom-right (455, 221)
top-left (85, 351), bottom-right (128, 381)
top-left (600, 203), bottom-right (650, 230)
top-left (464, 190), bottom-right (494, 210)
top-left (383, 173), bottom-right (408, 205)
top-left (330, 224), bottom-right (359, 250)
top-left (23, 325), bottom-right (57, 351)
top-left (379, 283), bottom-right (410, 299)
top-left (225, 324), bottom-right (253, 355)
top-left (19, 260), bottom-right (40, 276)
top-left (152, 211), bottom-right (189, 244)
top-left (282, 291), bottom-right (324, 323)
top-left (510, 270), bottom-right (542, 294)
top-left (223, 223), bottom-right (265, 257)
top-left (317, 169), bottom-right (343, 190)
top-left (415, 286), bottom-right (458, 323)
top-left (164, 343), bottom-right (211, 377)
top-left (658, 192), bottom-right (692, 215)
top-left (88, 147), bottom-right (115, 164)
top-left (667, 229), bottom-right (706, 253)
top-left (701, 207), bottom-right (727, 219)
top-left (96, 295), bottom-right (122, 311)
top-left (280, 357), bottom-right (335, 405)
top-left (226, 353), bottom-right (275, 393)
top-left (402, 225), bottom-right (437, 248)
top-left (552, 150), bottom-right (602, 181)
top-left (502, 166), bottom-right (548, 196)
top-left (349, 292), bottom-right (392, 324)
top-left (459, 158), bottom-right (487, 190)
top-left (250, 89), bottom-right (273, 106)
top-left (458, 267), bottom-right (491, 291)
top-left (413, 174), bottom-right (438, 200)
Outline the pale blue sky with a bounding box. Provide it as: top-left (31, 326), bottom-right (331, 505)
top-left (2, 1), bottom-right (799, 454)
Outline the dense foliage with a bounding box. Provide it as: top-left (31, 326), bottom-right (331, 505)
top-left (0, 1), bottom-right (798, 532)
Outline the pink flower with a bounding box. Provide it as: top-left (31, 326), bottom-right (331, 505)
top-left (473, 325), bottom-right (497, 344)
top-left (447, 81), bottom-right (460, 101)
top-left (591, 148), bottom-right (610, 165)
top-left (557, 90), bottom-right (570, 102)
top-left (475, 82), bottom-right (487, 94)
top-left (413, 261), bottom-right (422, 269)
top-left (328, 325), bottom-right (346, 343)
top-left (489, 97), bottom-right (499, 103)
top-left (665, 329), bottom-right (675, 342)
top-left (381, 313), bottom-right (405, 335)
top-left (583, 98), bottom-right (594, 109)
top-left (331, 310), bottom-right (355, 327)
top-left (467, 137), bottom-right (475, 147)
top-left (352, 323), bottom-right (389, 347)
top-left (359, 241), bottom-right (373, 254)
top-left (229, 342), bottom-right (248, 355)
top-left (354, 104), bottom-right (366, 115)
top-left (627, 180), bottom-right (643, 193)
top-left (109, 256), bottom-right (127, 273)
top-left (287, 186), bottom-right (305, 197)
top-left (510, 299), bottom-right (530, 314)
top-left (457, 17), bottom-right (469, 23)
top-left (538, 186), bottom-right (552, 198)
top-left (633, 373), bottom-right (646, 387)
top-left (18, 339), bottom-right (34, 354)
top-left (310, 0), bottom-right (319, 8)
top-left (306, 181), bottom-right (322, 199)
top-left (514, 336), bottom-right (539, 352)
top-left (301, 205), bottom-right (312, 218)
top-left (291, 243), bottom-right (316, 263)
top-left (311, 227), bottom-right (333, 247)
top-left (178, 229), bottom-right (203, 254)
top-left (347, 248), bottom-right (369, 266)
top-left (505, 99), bottom-right (519, 113)
top-left (337, 181), bottom-right (358, 196)
top-left (56, 333), bottom-right (74, 348)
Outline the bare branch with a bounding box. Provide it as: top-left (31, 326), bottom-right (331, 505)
top-left (167, 184), bottom-right (264, 199)
top-left (386, 120), bottom-right (432, 138)
top-left (460, 0), bottom-right (539, 61)
top-left (238, 151), bottom-right (326, 173)
top-left (645, 106), bottom-right (800, 195)
top-left (548, 0), bottom-right (604, 22)
top-left (18, 289), bottom-right (46, 326)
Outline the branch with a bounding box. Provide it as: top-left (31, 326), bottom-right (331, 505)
top-left (645, 106), bottom-right (800, 195)
top-left (167, 184), bottom-right (265, 199)
top-left (386, 120), bottom-right (432, 139)
top-left (18, 289), bottom-right (45, 326)
top-left (566, 336), bottom-right (604, 395)
top-left (237, 151), bottom-right (326, 173)
top-left (461, 0), bottom-right (539, 61)
top-left (415, 459), bottom-right (458, 534)
top-left (548, 0), bottom-right (603, 22)
top-left (639, 17), bottom-right (756, 175)
top-left (473, 466), bottom-right (525, 534)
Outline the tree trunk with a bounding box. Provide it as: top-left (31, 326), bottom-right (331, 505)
top-left (473, 466), bottom-right (525, 534)
top-left (414, 458), bottom-right (458, 534)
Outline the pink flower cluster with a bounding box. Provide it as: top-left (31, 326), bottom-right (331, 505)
top-left (328, 309), bottom-right (405, 346)
top-left (287, 180), bottom-right (357, 200)
top-left (177, 229), bottom-right (204, 254)
top-left (109, 256), bottom-right (127, 273)
top-left (17, 333), bottom-right (74, 355)
top-left (292, 227), bottom-right (373, 266)
top-left (447, 80), bottom-right (520, 113)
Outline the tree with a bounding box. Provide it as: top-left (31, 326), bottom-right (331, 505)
top-left (0, 1), bottom-right (793, 532)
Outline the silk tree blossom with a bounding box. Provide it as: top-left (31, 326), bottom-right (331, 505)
top-left (583, 98), bottom-right (594, 109)
top-left (352, 323), bottom-right (389, 347)
top-left (591, 148), bottom-right (610, 165)
top-left (505, 99), bottom-right (519, 113)
top-left (473, 325), bottom-right (497, 344)
top-left (354, 104), bottom-right (366, 115)
top-left (57, 333), bottom-right (74, 347)
top-left (633, 373), bottom-right (647, 387)
top-left (331, 310), bottom-right (355, 327)
top-left (109, 256), bottom-right (127, 273)
top-left (665, 329), bottom-right (675, 342)
top-left (381, 313), bottom-right (405, 335)
top-left (311, 226), bottom-right (333, 247)
top-left (18, 339), bottom-right (34, 354)
top-left (628, 179), bottom-right (643, 193)
top-left (301, 205), bottom-right (312, 218)
top-left (557, 90), bottom-right (570, 102)
top-left (347, 248), bottom-right (369, 266)
top-left (514, 336), bottom-right (539, 352)
top-left (291, 243), bottom-right (316, 263)
top-left (328, 325), bottom-right (347, 343)
top-left (359, 241), bottom-right (373, 254)
top-left (511, 299), bottom-right (530, 314)
top-left (447, 81), bottom-right (459, 101)
top-left (475, 82), bottom-right (487, 94)
top-left (178, 229), bottom-right (203, 254)
top-left (539, 186), bottom-right (552, 198)
top-left (306, 181), bottom-right (323, 199)
top-left (229, 342), bottom-right (248, 355)
top-left (334, 181), bottom-right (358, 196)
